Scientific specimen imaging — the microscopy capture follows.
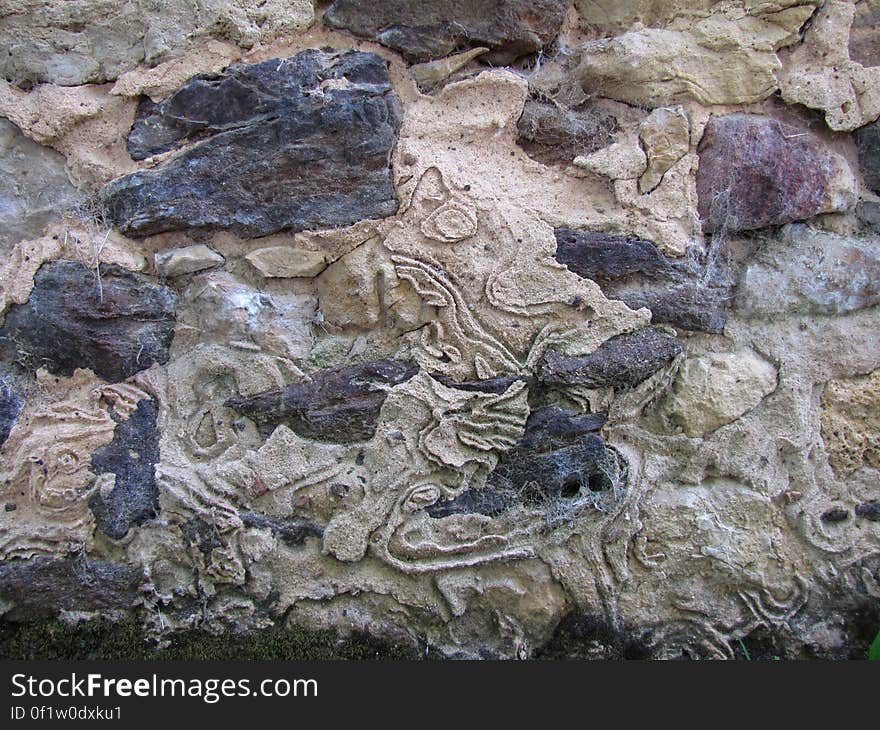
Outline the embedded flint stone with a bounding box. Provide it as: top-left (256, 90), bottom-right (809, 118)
top-left (89, 398), bottom-right (160, 539)
top-left (0, 557), bottom-right (141, 618)
top-left (538, 328), bottom-right (683, 390)
top-left (225, 359), bottom-right (419, 443)
top-left (696, 114), bottom-right (856, 233)
top-left (102, 49), bottom-right (401, 238)
top-left (554, 229), bottom-right (739, 333)
top-left (0, 261), bottom-right (177, 383)
top-left (323, 0), bottom-right (568, 64)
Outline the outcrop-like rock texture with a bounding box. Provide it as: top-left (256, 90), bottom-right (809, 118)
top-left (102, 50), bottom-right (401, 238)
top-left (323, 0), bottom-right (568, 64)
top-left (89, 397), bottom-right (160, 539)
top-left (1, 2), bottom-right (880, 662)
top-left (822, 370), bottom-right (880, 476)
top-left (737, 226), bottom-right (880, 317)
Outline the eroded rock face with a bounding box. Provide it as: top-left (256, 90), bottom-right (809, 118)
top-left (0, 557), bottom-right (141, 617)
top-left (850, 0), bottom-right (880, 67)
top-left (0, 119), bottom-right (81, 251)
top-left (323, 0), bottom-right (568, 64)
top-left (539, 329), bottom-right (683, 390)
top-left (696, 114), bottom-right (856, 234)
top-left (516, 98), bottom-right (618, 165)
top-left (102, 50), bottom-right (401, 238)
top-left (0, 381), bottom-right (23, 446)
top-left (3, 10), bottom-right (880, 662)
top-left (0, 261), bottom-right (176, 382)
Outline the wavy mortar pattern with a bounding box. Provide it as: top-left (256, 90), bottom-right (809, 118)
top-left (0, 1), bottom-right (878, 659)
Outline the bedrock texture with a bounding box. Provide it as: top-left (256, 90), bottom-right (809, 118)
top-left (0, 1), bottom-right (879, 661)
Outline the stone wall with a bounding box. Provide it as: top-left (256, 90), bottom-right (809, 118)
top-left (0, 0), bottom-right (878, 659)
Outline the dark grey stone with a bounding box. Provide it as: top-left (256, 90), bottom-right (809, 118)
top-left (0, 261), bottom-right (176, 383)
top-left (0, 556), bottom-right (141, 618)
top-left (323, 0), bottom-right (568, 64)
top-left (89, 398), bottom-right (160, 539)
top-left (736, 226), bottom-right (880, 317)
top-left (856, 502), bottom-right (880, 522)
top-left (0, 118), bottom-right (82, 252)
top-left (516, 406), bottom-right (606, 451)
top-left (102, 50), bottom-right (401, 238)
top-left (428, 406), bottom-right (612, 518)
top-left (538, 328), bottom-right (683, 390)
top-left (225, 359), bottom-right (419, 443)
top-left (850, 1), bottom-right (880, 68)
top-left (554, 229), bottom-right (743, 333)
top-left (855, 121), bottom-right (880, 196)
top-left (239, 511), bottom-right (324, 546)
top-left (0, 380), bottom-right (23, 446)
top-left (821, 507), bottom-right (850, 523)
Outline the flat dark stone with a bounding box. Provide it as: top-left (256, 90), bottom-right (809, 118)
top-left (428, 407), bottom-right (613, 518)
top-left (431, 373), bottom-right (525, 394)
top-left (490, 434), bottom-right (618, 500)
top-left (240, 511), bottom-right (325, 545)
top-left (89, 398), bottom-right (160, 539)
top-left (850, 1), bottom-right (880, 67)
top-left (0, 261), bottom-right (176, 383)
top-left (538, 328), bottom-right (682, 390)
top-left (517, 99), bottom-right (618, 165)
top-left (425, 488), bottom-right (516, 518)
top-left (0, 557), bottom-right (141, 618)
top-left (821, 507), bottom-right (850, 524)
top-left (102, 50), bottom-right (401, 238)
top-left (225, 359), bottom-right (419, 443)
top-left (696, 114), bottom-right (851, 233)
top-left (0, 380), bottom-right (23, 446)
top-left (554, 229), bottom-right (740, 333)
top-left (517, 406), bottom-right (606, 451)
top-left (856, 502), bottom-right (880, 522)
top-left (855, 121), bottom-right (880, 196)
top-left (323, 0), bottom-right (568, 64)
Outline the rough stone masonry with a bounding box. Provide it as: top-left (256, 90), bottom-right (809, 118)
top-left (0, 0), bottom-right (879, 659)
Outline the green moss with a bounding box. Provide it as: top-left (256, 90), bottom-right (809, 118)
top-left (0, 618), bottom-right (425, 660)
